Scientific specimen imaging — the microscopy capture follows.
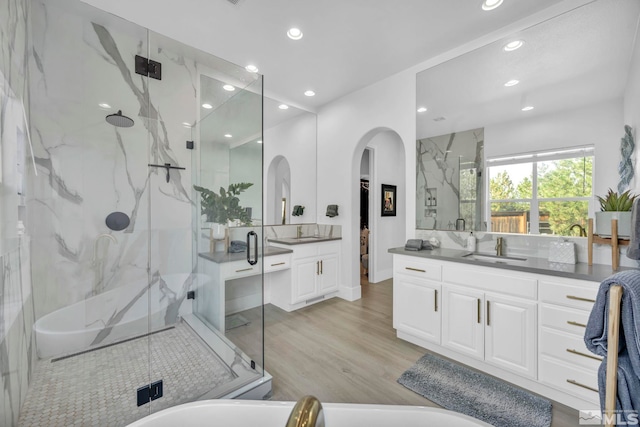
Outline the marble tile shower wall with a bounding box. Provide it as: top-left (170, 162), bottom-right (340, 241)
top-left (415, 229), bottom-right (640, 269)
top-left (0, 0), bottom-right (35, 425)
top-left (27, 0), bottom-right (198, 328)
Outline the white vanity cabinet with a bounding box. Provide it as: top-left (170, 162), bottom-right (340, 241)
top-left (441, 266), bottom-right (538, 379)
top-left (393, 256), bottom-right (442, 344)
top-left (538, 276), bottom-right (600, 404)
top-left (270, 240), bottom-right (341, 311)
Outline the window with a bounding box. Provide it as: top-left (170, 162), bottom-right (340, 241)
top-left (487, 147), bottom-right (593, 236)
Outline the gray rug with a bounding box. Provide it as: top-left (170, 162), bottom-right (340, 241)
top-left (398, 353), bottom-right (552, 427)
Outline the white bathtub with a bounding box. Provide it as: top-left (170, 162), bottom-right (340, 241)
top-left (126, 400), bottom-right (492, 427)
top-left (34, 273), bottom-right (204, 359)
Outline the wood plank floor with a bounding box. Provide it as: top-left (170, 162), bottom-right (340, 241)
top-left (227, 277), bottom-right (581, 426)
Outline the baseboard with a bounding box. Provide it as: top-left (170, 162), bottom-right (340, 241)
top-left (338, 285), bottom-right (361, 301)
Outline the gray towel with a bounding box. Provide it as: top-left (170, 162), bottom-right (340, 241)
top-left (585, 270), bottom-right (640, 414)
top-left (228, 240), bottom-right (247, 253)
top-left (326, 204), bottom-right (339, 217)
top-left (627, 198), bottom-right (640, 259)
top-left (597, 350), bottom-right (640, 423)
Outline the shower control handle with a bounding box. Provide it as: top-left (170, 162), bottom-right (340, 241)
top-left (247, 231), bottom-right (258, 265)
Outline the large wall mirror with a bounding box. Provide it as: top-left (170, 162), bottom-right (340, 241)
top-left (416, 0), bottom-right (640, 233)
top-left (199, 74), bottom-right (317, 226)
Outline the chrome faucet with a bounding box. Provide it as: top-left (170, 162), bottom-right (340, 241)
top-left (495, 237), bottom-right (504, 256)
top-left (569, 223), bottom-right (587, 237)
top-left (93, 233), bottom-right (118, 264)
top-left (286, 395), bottom-right (324, 427)
top-left (297, 225), bottom-right (303, 239)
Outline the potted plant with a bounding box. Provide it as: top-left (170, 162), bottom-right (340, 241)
top-left (595, 188), bottom-right (637, 238)
top-left (194, 183), bottom-right (253, 238)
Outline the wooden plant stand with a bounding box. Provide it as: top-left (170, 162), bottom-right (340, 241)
top-left (587, 218), bottom-right (629, 270)
top-left (210, 227), bottom-right (229, 253)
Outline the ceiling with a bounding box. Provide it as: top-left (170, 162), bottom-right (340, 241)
top-left (81, 0), bottom-right (570, 111)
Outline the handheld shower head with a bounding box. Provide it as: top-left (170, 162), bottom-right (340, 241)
top-left (105, 110), bottom-right (134, 128)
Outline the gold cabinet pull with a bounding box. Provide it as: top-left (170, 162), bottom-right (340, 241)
top-left (434, 289), bottom-right (438, 312)
top-left (235, 267), bottom-right (253, 273)
top-left (271, 262), bottom-right (286, 267)
top-left (486, 300), bottom-right (490, 326)
top-left (566, 379), bottom-right (598, 393)
top-left (405, 267), bottom-right (426, 273)
top-left (566, 348), bottom-right (603, 361)
top-left (316, 261), bottom-right (319, 275)
top-left (566, 295), bottom-right (596, 303)
top-left (567, 320), bottom-right (587, 328)
top-left (477, 298), bottom-right (481, 324)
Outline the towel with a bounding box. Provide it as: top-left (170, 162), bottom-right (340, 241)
top-left (326, 204), bottom-right (339, 217)
top-left (585, 270), bottom-right (640, 413)
top-left (404, 239), bottom-right (422, 251)
top-left (597, 350), bottom-right (640, 423)
top-left (421, 240), bottom-right (434, 250)
top-left (627, 198), bottom-right (640, 259)
top-left (228, 240), bottom-right (247, 253)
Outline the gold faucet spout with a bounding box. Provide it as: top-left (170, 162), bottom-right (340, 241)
top-left (495, 237), bottom-right (504, 256)
top-left (286, 395), bottom-right (324, 427)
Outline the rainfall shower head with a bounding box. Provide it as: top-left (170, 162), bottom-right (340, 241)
top-left (105, 110), bottom-right (134, 128)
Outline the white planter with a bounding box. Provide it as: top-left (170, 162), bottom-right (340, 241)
top-left (595, 211), bottom-right (632, 238)
top-left (210, 223), bottom-right (226, 239)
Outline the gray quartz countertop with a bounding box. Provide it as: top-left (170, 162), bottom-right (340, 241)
top-left (269, 236), bottom-right (342, 245)
top-left (388, 247), bottom-right (638, 282)
top-left (199, 246), bottom-right (292, 264)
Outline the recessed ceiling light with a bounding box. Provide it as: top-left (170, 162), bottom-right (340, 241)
top-left (504, 40), bottom-right (524, 52)
top-left (257, 140), bottom-right (263, 144)
top-left (223, 84), bottom-right (235, 91)
top-left (245, 64), bottom-right (259, 73)
top-left (304, 90), bottom-right (316, 97)
top-left (287, 28), bottom-right (303, 40)
top-left (504, 80), bottom-right (520, 87)
top-left (521, 106), bottom-right (534, 111)
top-left (202, 103), bottom-right (213, 109)
top-left (182, 122), bottom-right (192, 127)
top-left (417, 107), bottom-right (428, 113)
top-left (278, 104), bottom-right (289, 110)
top-left (98, 103), bottom-right (111, 109)
top-left (482, 0), bottom-right (503, 11)
top-left (224, 134), bottom-right (232, 138)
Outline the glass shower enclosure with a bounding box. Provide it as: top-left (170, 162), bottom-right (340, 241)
top-left (13, 0), bottom-right (267, 425)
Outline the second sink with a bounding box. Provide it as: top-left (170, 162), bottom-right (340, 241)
top-left (462, 252), bottom-right (528, 265)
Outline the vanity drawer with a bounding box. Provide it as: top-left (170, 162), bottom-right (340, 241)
top-left (540, 327), bottom-right (602, 371)
top-left (264, 254), bottom-right (291, 273)
top-left (394, 256), bottom-right (442, 281)
top-left (539, 279), bottom-right (598, 311)
top-left (540, 304), bottom-right (591, 334)
top-left (539, 356), bottom-right (599, 404)
top-left (221, 260), bottom-right (261, 280)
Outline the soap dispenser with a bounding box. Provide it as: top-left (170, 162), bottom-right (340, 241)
top-left (467, 232), bottom-right (476, 251)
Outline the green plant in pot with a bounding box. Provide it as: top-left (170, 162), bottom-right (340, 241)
top-left (194, 183), bottom-right (253, 237)
top-left (595, 188), bottom-right (637, 238)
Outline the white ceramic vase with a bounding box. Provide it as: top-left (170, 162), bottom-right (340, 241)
top-left (210, 223), bottom-right (226, 239)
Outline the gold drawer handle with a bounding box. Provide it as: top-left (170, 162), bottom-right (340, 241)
top-left (235, 267), bottom-right (254, 273)
top-left (271, 262), bottom-right (286, 266)
top-left (567, 320), bottom-right (587, 328)
top-left (566, 348), bottom-right (603, 362)
top-left (566, 379), bottom-right (598, 393)
top-left (405, 267), bottom-right (426, 273)
top-left (566, 295), bottom-right (596, 303)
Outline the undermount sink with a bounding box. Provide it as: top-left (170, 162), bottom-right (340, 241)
top-left (462, 252), bottom-right (528, 264)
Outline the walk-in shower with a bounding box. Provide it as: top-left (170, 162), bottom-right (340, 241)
top-left (0, 0), bottom-right (266, 425)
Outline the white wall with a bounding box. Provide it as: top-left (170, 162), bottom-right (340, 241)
top-left (624, 22), bottom-right (640, 194)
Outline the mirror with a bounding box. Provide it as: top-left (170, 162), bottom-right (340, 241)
top-left (416, 0), bottom-right (640, 231)
top-left (199, 75), bottom-right (317, 226)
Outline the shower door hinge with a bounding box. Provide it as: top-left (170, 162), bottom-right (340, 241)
top-left (135, 55), bottom-right (162, 80)
top-left (137, 380), bottom-right (163, 407)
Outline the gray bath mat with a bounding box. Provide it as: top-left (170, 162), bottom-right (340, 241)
top-left (398, 353), bottom-right (551, 427)
top-left (225, 313), bottom-right (250, 331)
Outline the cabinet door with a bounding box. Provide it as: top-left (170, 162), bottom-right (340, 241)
top-left (317, 254), bottom-right (339, 294)
top-left (291, 257), bottom-right (318, 304)
top-left (442, 285), bottom-right (484, 360)
top-left (393, 274), bottom-right (441, 344)
top-left (485, 293), bottom-right (537, 378)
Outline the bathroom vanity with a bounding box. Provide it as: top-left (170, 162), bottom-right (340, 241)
top-left (389, 247), bottom-right (623, 411)
top-left (269, 236), bottom-right (342, 311)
